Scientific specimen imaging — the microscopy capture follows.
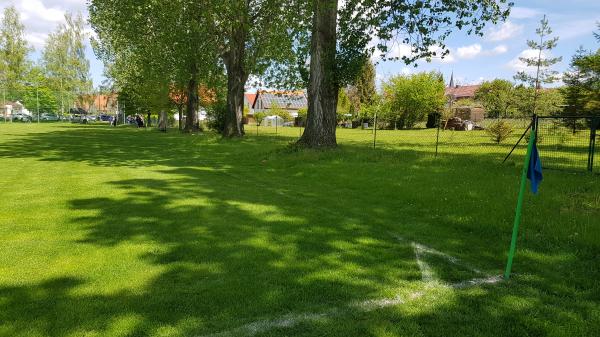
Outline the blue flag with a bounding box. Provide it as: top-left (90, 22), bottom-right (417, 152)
top-left (527, 141), bottom-right (543, 194)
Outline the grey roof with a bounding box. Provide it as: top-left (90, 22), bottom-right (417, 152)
top-left (253, 91), bottom-right (307, 110)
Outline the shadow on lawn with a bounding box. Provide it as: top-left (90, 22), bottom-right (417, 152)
top-left (0, 125), bottom-right (598, 336)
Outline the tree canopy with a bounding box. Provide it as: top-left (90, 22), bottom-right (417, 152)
top-left (0, 6), bottom-right (31, 101)
top-left (380, 72), bottom-right (446, 129)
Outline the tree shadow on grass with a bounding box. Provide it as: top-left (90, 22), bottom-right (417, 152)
top-left (0, 125), bottom-right (598, 336)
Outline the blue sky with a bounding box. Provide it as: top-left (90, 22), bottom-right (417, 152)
top-left (2, 0), bottom-right (599, 89)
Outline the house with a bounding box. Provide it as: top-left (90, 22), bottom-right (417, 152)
top-left (1, 101), bottom-right (30, 118)
top-left (244, 93), bottom-right (257, 115)
top-left (444, 72), bottom-right (481, 101)
top-left (444, 73), bottom-right (484, 122)
top-left (251, 90), bottom-right (307, 119)
top-left (78, 93), bottom-right (118, 114)
top-left (445, 85), bottom-right (481, 100)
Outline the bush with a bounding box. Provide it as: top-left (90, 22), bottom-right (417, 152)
top-left (486, 120), bottom-right (513, 143)
top-left (206, 101), bottom-right (227, 132)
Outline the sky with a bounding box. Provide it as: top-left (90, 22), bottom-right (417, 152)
top-left (1, 0), bottom-right (599, 89)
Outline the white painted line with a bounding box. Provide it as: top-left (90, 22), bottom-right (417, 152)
top-left (198, 235), bottom-right (503, 337)
top-left (412, 242), bottom-right (436, 283)
top-left (199, 310), bottom-right (337, 337)
top-left (451, 275), bottom-right (503, 289)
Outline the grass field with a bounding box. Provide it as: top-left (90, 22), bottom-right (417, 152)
top-left (1, 123), bottom-right (599, 337)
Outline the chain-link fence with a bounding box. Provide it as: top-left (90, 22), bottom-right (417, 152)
top-left (247, 113), bottom-right (599, 174)
top-left (535, 116), bottom-right (599, 172)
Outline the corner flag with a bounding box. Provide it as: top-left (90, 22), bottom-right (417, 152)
top-left (504, 124), bottom-right (541, 280)
top-left (527, 140), bottom-right (543, 194)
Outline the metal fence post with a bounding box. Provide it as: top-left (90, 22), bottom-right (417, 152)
top-left (588, 117), bottom-right (598, 173)
top-left (435, 114), bottom-right (441, 158)
top-left (373, 112), bottom-right (377, 149)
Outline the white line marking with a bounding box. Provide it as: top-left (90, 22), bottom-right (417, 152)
top-left (412, 242), bottom-right (436, 283)
top-left (200, 310), bottom-right (337, 337)
top-left (451, 275), bottom-right (503, 289)
top-left (197, 235), bottom-right (503, 337)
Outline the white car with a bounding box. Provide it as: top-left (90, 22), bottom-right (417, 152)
top-left (11, 112), bottom-right (32, 122)
top-left (40, 113), bottom-right (59, 121)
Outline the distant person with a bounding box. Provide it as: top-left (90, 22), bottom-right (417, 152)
top-left (147, 112), bottom-right (151, 127)
top-left (135, 114), bottom-right (144, 128)
top-left (111, 116), bottom-right (117, 127)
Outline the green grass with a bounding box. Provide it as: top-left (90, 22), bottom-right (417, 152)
top-left (0, 123), bottom-right (599, 337)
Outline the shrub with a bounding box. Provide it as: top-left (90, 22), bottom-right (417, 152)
top-left (486, 120), bottom-right (513, 143)
top-left (254, 111), bottom-right (267, 125)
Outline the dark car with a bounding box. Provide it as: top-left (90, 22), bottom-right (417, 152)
top-left (99, 114), bottom-right (113, 122)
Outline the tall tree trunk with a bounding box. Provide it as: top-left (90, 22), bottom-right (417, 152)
top-left (178, 105), bottom-right (183, 130)
top-left (223, 21), bottom-right (248, 137)
top-left (184, 72), bottom-right (199, 132)
top-left (298, 0), bottom-right (339, 148)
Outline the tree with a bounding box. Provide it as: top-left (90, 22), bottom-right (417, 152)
top-left (254, 111), bottom-right (267, 126)
top-left (562, 47), bottom-right (600, 116)
top-left (475, 79), bottom-right (516, 118)
top-left (512, 85), bottom-right (563, 117)
top-left (43, 12), bottom-right (92, 115)
top-left (22, 86), bottom-right (58, 115)
top-left (348, 59), bottom-right (376, 115)
top-left (380, 72), bottom-right (446, 129)
top-left (514, 15), bottom-right (562, 114)
top-left (486, 120), bottom-right (513, 143)
top-left (297, 0), bottom-right (511, 147)
top-left (199, 1), bottom-right (300, 137)
top-left (0, 6), bottom-right (31, 101)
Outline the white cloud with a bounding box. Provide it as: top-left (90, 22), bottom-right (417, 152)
top-left (0, 0), bottom-right (89, 50)
top-left (486, 21), bottom-right (523, 41)
top-left (456, 44), bottom-right (482, 59)
top-left (490, 45), bottom-right (508, 55)
top-left (507, 49), bottom-right (551, 73)
top-left (510, 7), bottom-right (542, 19)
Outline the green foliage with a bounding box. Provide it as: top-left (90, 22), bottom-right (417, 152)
top-left (43, 13), bottom-right (92, 114)
top-left (562, 47), bottom-right (600, 115)
top-left (269, 103), bottom-right (292, 122)
top-left (349, 59), bottom-right (376, 110)
top-left (206, 100), bottom-right (227, 132)
top-left (475, 79), bottom-right (516, 118)
top-left (254, 111), bottom-right (267, 125)
top-left (486, 120), bottom-right (513, 143)
top-left (514, 15), bottom-right (562, 87)
top-left (512, 85), bottom-right (564, 116)
top-left (296, 108), bottom-right (307, 121)
top-left (0, 6), bottom-right (31, 101)
top-left (380, 72), bottom-right (446, 129)
top-left (21, 86), bottom-right (58, 114)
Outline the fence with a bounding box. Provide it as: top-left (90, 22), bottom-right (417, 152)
top-left (249, 113), bottom-right (599, 174)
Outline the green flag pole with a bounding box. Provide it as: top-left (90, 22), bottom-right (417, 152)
top-left (504, 123), bottom-right (536, 280)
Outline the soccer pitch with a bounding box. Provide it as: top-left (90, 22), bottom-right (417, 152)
top-left (0, 123), bottom-right (598, 337)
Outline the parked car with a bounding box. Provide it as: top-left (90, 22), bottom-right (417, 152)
top-left (86, 115), bottom-right (98, 122)
top-left (99, 114), bottom-right (113, 122)
top-left (40, 113), bottom-right (59, 121)
top-left (12, 112), bottom-right (32, 122)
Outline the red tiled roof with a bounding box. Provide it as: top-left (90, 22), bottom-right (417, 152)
top-left (445, 85), bottom-right (481, 99)
top-left (244, 93), bottom-right (257, 107)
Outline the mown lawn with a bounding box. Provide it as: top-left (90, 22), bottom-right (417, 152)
top-left (0, 123), bottom-right (598, 337)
